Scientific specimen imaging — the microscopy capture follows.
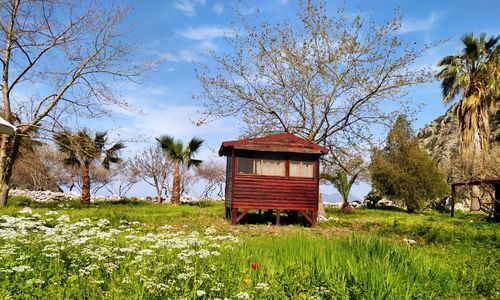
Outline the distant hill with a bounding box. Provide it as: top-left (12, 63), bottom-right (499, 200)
top-left (322, 193), bottom-right (360, 203)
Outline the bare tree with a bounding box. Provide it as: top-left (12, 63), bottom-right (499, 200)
top-left (57, 162), bottom-right (115, 196)
top-left (129, 146), bottom-right (172, 203)
top-left (0, 0), bottom-right (145, 206)
top-left (196, 159), bottom-right (225, 199)
top-left (11, 142), bottom-right (61, 191)
top-left (196, 1), bottom-right (434, 169)
top-left (104, 161), bottom-right (139, 197)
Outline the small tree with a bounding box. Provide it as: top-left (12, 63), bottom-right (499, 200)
top-left (54, 130), bottom-right (125, 204)
top-left (129, 146), bottom-right (172, 203)
top-left (104, 162), bottom-right (139, 197)
top-left (156, 136), bottom-right (203, 204)
top-left (196, 159), bottom-right (225, 199)
top-left (322, 169), bottom-right (359, 212)
top-left (370, 115), bottom-right (449, 212)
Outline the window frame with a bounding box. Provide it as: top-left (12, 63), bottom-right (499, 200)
top-left (235, 151), bottom-right (317, 179)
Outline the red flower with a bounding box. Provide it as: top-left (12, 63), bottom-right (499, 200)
top-left (250, 263), bottom-right (258, 270)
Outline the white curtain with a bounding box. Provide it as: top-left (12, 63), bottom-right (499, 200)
top-left (289, 161), bottom-right (314, 178)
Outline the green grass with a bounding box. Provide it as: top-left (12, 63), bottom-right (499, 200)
top-left (0, 197), bottom-right (498, 299)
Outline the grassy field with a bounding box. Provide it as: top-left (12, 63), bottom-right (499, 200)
top-left (0, 197), bottom-right (498, 299)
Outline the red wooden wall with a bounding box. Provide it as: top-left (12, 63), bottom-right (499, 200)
top-left (227, 154), bottom-right (319, 211)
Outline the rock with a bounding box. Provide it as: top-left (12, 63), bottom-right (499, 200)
top-left (403, 238), bottom-right (417, 246)
top-left (375, 199), bottom-right (393, 207)
top-left (316, 215), bottom-right (328, 222)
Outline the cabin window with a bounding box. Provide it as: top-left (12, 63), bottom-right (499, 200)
top-left (289, 160), bottom-right (314, 178)
top-left (237, 155), bottom-right (286, 176)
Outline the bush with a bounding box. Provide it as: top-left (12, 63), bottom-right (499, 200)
top-left (370, 115), bottom-right (450, 212)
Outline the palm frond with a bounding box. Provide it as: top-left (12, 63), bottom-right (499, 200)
top-left (188, 159), bottom-right (203, 168)
top-left (94, 131), bottom-right (107, 152)
top-left (54, 131), bottom-right (72, 153)
top-left (63, 155), bottom-right (81, 167)
top-left (103, 141), bottom-right (125, 169)
top-left (188, 137), bottom-right (204, 154)
top-left (157, 135), bottom-right (182, 160)
top-left (485, 35), bottom-right (499, 53)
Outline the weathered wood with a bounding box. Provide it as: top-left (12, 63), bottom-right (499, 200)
top-left (232, 175), bottom-right (318, 211)
top-left (230, 209), bottom-right (238, 225)
top-left (219, 133), bottom-right (329, 156)
top-left (234, 208), bottom-right (249, 224)
top-left (220, 133), bottom-right (327, 227)
top-left (299, 210), bottom-right (314, 226)
top-left (311, 210), bottom-right (317, 228)
top-left (224, 156), bottom-right (233, 208)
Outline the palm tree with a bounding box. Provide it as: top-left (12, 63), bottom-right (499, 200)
top-left (322, 169), bottom-right (359, 212)
top-left (436, 33), bottom-right (499, 166)
top-left (54, 130), bottom-right (125, 204)
top-left (157, 135), bottom-right (203, 204)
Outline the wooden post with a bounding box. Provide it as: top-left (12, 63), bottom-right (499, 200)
top-left (311, 210), bottom-right (317, 228)
top-left (258, 209), bottom-right (262, 222)
top-left (451, 185), bottom-right (455, 218)
top-left (276, 209), bottom-right (281, 225)
top-left (231, 208), bottom-right (238, 225)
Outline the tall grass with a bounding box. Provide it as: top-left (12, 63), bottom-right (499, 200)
top-left (223, 235), bottom-right (459, 299)
top-left (0, 199), bottom-right (498, 299)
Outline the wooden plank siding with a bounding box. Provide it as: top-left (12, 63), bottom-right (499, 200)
top-left (231, 175), bottom-right (318, 210)
top-left (224, 155), bottom-right (233, 208)
top-left (219, 133), bottom-right (328, 226)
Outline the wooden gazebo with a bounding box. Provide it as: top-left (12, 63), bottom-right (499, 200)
top-left (219, 133), bottom-right (328, 227)
top-left (450, 177), bottom-right (500, 221)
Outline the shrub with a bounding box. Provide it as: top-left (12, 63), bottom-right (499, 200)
top-left (370, 115), bottom-right (450, 212)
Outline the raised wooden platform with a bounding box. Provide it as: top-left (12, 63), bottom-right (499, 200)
top-left (226, 207), bottom-right (317, 227)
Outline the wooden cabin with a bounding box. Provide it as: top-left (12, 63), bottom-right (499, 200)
top-left (219, 133), bottom-right (328, 227)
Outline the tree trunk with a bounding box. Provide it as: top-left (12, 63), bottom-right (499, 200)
top-left (81, 163), bottom-right (91, 204)
top-left (341, 198), bottom-right (353, 212)
top-left (171, 160), bottom-right (181, 205)
top-left (152, 177), bottom-right (162, 203)
top-left (317, 193), bottom-right (325, 218)
top-left (155, 190), bottom-right (162, 203)
top-left (0, 135), bottom-right (11, 208)
top-left (0, 135), bottom-right (22, 207)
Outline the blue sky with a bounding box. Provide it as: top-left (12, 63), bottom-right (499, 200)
top-left (97, 0), bottom-right (499, 198)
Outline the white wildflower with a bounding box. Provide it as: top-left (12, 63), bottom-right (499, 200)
top-left (11, 265), bottom-right (33, 272)
top-left (97, 219), bottom-right (110, 227)
top-left (196, 290), bottom-right (206, 297)
top-left (57, 215), bottom-right (70, 223)
top-left (19, 207), bottom-right (32, 215)
top-left (236, 292), bottom-right (250, 299)
top-left (205, 227), bottom-right (217, 235)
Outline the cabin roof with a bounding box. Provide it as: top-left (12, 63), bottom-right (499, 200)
top-left (219, 132), bottom-right (329, 156)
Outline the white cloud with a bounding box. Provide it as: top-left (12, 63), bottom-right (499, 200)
top-left (177, 26), bottom-right (236, 41)
top-left (172, 0), bottom-right (206, 17)
top-left (132, 104), bottom-right (233, 140)
top-left (172, 0), bottom-right (196, 16)
top-left (160, 50), bottom-right (201, 63)
top-left (199, 40), bottom-right (217, 52)
top-left (213, 3), bottom-right (224, 14)
top-left (400, 12), bottom-right (441, 34)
